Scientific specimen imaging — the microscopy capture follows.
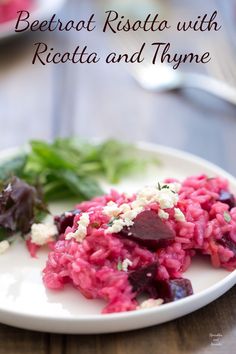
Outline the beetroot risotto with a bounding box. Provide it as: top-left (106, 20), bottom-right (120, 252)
top-left (40, 174), bottom-right (236, 313)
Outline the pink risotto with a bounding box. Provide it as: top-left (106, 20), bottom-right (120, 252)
top-left (42, 174), bottom-right (236, 313)
top-left (0, 0), bottom-right (33, 24)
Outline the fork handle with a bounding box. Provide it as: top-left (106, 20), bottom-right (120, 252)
top-left (181, 73), bottom-right (236, 106)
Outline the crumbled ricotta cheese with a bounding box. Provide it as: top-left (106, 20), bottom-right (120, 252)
top-left (119, 203), bottom-right (132, 214)
top-left (31, 223), bottom-right (57, 246)
top-left (0, 240), bottom-right (10, 255)
top-left (139, 298), bottom-right (164, 309)
top-left (168, 182), bottom-right (181, 193)
top-left (130, 199), bottom-right (145, 210)
top-left (158, 209), bottom-right (169, 220)
top-left (105, 181), bottom-right (181, 234)
top-left (106, 218), bottom-right (127, 234)
top-left (105, 202), bottom-right (142, 234)
top-left (103, 201), bottom-right (120, 218)
top-left (103, 202), bottom-right (142, 227)
top-left (66, 212), bottom-right (90, 242)
top-left (137, 186), bottom-right (159, 203)
top-left (174, 208), bottom-right (186, 222)
top-left (135, 183), bottom-right (179, 209)
top-left (157, 189), bottom-right (179, 209)
top-left (121, 209), bottom-right (139, 223)
top-left (121, 258), bottom-right (133, 272)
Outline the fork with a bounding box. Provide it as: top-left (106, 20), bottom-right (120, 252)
top-left (113, 2), bottom-right (236, 106)
top-left (128, 63), bottom-right (236, 105)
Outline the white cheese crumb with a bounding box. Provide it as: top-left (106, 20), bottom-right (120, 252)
top-left (31, 223), bottom-right (57, 246)
top-left (136, 183), bottom-right (179, 209)
top-left (174, 208), bottom-right (186, 222)
top-left (136, 186), bottom-right (159, 205)
top-left (157, 189), bottom-right (179, 209)
top-left (66, 212), bottom-right (90, 242)
top-left (168, 182), bottom-right (181, 193)
top-left (103, 201), bottom-right (120, 218)
top-left (119, 203), bottom-right (131, 214)
top-left (131, 199), bottom-right (146, 210)
top-left (121, 209), bottom-right (139, 222)
top-left (121, 258), bottom-right (133, 272)
top-left (158, 209), bottom-right (169, 220)
top-left (78, 213), bottom-right (90, 227)
top-left (0, 240), bottom-right (10, 255)
top-left (106, 218), bottom-right (127, 234)
top-left (65, 232), bottom-right (74, 240)
top-left (139, 298), bottom-right (164, 309)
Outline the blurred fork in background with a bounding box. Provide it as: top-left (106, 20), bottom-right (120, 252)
top-left (120, 20), bottom-right (236, 105)
top-left (128, 64), bottom-right (236, 105)
top-left (101, 0), bottom-right (236, 105)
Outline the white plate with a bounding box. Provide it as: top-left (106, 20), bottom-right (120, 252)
top-left (0, 142), bottom-right (236, 334)
top-left (0, 0), bottom-right (65, 40)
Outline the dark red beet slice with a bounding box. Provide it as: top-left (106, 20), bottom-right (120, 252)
top-left (119, 210), bottom-right (175, 249)
top-left (156, 278), bottom-right (193, 302)
top-left (218, 233), bottom-right (236, 255)
top-left (218, 190), bottom-right (235, 210)
top-left (54, 209), bottom-right (81, 234)
top-left (128, 262), bottom-right (159, 298)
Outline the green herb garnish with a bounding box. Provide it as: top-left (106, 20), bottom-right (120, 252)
top-left (117, 261), bottom-right (123, 271)
top-left (90, 222), bottom-right (100, 229)
top-left (107, 220), bottom-right (114, 227)
top-left (107, 216), bottom-right (119, 227)
top-left (223, 212), bottom-right (231, 223)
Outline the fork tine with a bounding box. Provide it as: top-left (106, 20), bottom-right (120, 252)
top-left (205, 0), bottom-right (236, 86)
top-left (204, 39), bottom-right (227, 82)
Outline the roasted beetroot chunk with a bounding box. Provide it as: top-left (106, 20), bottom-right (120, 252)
top-left (128, 262), bottom-right (159, 298)
top-left (218, 233), bottom-right (236, 255)
top-left (128, 264), bottom-right (193, 303)
top-left (54, 209), bottom-right (81, 234)
top-left (119, 210), bottom-right (175, 249)
top-left (156, 278), bottom-right (193, 302)
top-left (218, 191), bottom-right (236, 210)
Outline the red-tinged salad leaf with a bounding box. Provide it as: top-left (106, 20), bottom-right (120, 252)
top-left (119, 210), bottom-right (175, 250)
top-left (0, 176), bottom-right (48, 237)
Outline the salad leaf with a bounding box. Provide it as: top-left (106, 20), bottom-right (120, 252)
top-left (0, 227), bottom-right (10, 242)
top-left (0, 153), bottom-right (27, 181)
top-left (51, 170), bottom-right (103, 200)
top-left (0, 138), bottom-right (158, 202)
top-left (0, 177), bottom-right (48, 236)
